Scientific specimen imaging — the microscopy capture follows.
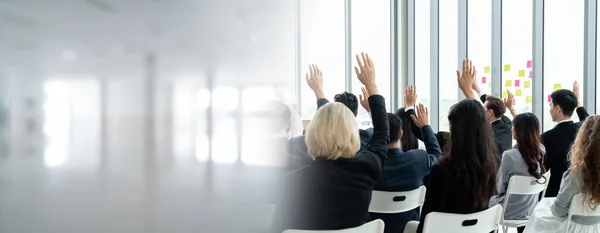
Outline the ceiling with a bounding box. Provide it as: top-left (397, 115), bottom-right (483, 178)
top-left (0, 0), bottom-right (297, 85)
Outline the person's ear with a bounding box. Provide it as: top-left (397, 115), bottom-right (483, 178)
top-left (400, 129), bottom-right (404, 140)
top-left (487, 109), bottom-right (494, 117)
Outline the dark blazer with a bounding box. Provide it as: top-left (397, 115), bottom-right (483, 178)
top-left (269, 95), bottom-right (390, 232)
top-left (491, 116), bottom-right (513, 160)
top-left (406, 108), bottom-right (448, 150)
top-left (416, 162), bottom-right (490, 233)
top-left (541, 107), bottom-right (589, 197)
top-left (369, 125), bottom-right (442, 233)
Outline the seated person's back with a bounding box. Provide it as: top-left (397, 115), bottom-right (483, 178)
top-left (370, 110), bottom-right (442, 233)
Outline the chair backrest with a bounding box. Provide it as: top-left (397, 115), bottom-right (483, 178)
top-left (505, 174), bottom-right (548, 196)
top-left (565, 193), bottom-right (600, 233)
top-left (422, 205), bottom-right (503, 233)
top-left (282, 219), bottom-right (385, 233)
top-left (369, 186), bottom-right (427, 214)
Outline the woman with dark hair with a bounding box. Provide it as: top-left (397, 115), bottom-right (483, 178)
top-left (395, 107), bottom-right (419, 151)
top-left (489, 113), bottom-right (546, 233)
top-left (402, 86), bottom-right (450, 152)
top-left (404, 62), bottom-right (499, 233)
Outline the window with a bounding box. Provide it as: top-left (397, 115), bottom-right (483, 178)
top-left (352, 0), bottom-right (392, 125)
top-left (415, 0), bottom-right (430, 108)
top-left (502, 0), bottom-right (533, 116)
top-left (438, 0), bottom-right (458, 132)
top-left (300, 0), bottom-right (345, 119)
top-left (195, 89), bottom-right (210, 162)
top-left (468, 0), bottom-right (492, 95)
top-left (43, 81), bottom-right (71, 168)
top-left (209, 87), bottom-right (239, 164)
top-left (544, 0), bottom-right (584, 132)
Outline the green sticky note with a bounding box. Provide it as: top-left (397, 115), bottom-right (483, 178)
top-left (553, 84), bottom-right (562, 91)
top-left (524, 80), bottom-right (531, 88)
top-left (505, 80), bottom-right (512, 87)
top-left (518, 70), bottom-right (526, 77)
top-left (488, 82), bottom-right (492, 88)
top-left (515, 89), bottom-right (522, 97)
top-left (484, 66), bottom-right (491, 73)
top-left (526, 96), bottom-right (533, 104)
top-left (504, 64), bottom-right (511, 72)
top-left (502, 91), bottom-right (508, 98)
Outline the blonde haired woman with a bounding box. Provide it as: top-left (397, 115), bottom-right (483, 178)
top-left (270, 53), bottom-right (390, 232)
top-left (524, 115), bottom-right (600, 233)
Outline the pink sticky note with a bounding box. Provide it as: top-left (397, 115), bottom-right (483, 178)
top-left (482, 76), bottom-right (487, 84)
top-left (529, 71), bottom-right (532, 78)
top-left (512, 98), bottom-right (516, 105)
top-left (527, 60), bottom-right (532, 68)
top-left (548, 95), bottom-right (552, 103)
top-left (515, 80), bottom-right (520, 87)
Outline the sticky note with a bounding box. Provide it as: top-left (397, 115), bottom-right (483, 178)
top-left (548, 95), bottom-right (552, 103)
top-left (482, 76), bottom-right (487, 84)
top-left (527, 60), bottom-right (532, 68)
top-left (553, 84), bottom-right (562, 91)
top-left (502, 91), bottom-right (508, 98)
top-left (518, 70), bottom-right (526, 77)
top-left (504, 64), bottom-right (511, 72)
top-left (529, 71), bottom-right (532, 78)
top-left (515, 89), bottom-right (522, 96)
top-left (515, 80), bottom-right (521, 87)
top-left (524, 81), bottom-right (531, 88)
top-left (505, 80), bottom-right (512, 87)
top-left (484, 66), bottom-right (491, 73)
top-left (488, 82), bottom-right (492, 88)
top-left (526, 96), bottom-right (533, 104)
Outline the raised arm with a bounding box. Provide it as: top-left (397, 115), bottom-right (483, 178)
top-left (305, 64), bottom-right (329, 109)
top-left (551, 169), bottom-right (580, 217)
top-left (410, 104), bottom-right (442, 172)
top-left (573, 81), bottom-right (590, 122)
top-left (355, 53), bottom-right (390, 173)
top-left (457, 58), bottom-right (478, 100)
top-left (504, 90), bottom-right (518, 118)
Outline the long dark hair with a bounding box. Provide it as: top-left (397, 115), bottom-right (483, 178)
top-left (444, 99), bottom-right (498, 208)
top-left (395, 107), bottom-right (419, 150)
top-left (513, 113), bottom-right (546, 181)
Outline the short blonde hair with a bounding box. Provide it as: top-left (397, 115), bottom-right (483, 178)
top-left (305, 102), bottom-right (360, 160)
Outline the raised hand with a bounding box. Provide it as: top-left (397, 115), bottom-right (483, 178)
top-left (573, 81), bottom-right (583, 107)
top-left (404, 85), bottom-right (417, 107)
top-left (504, 90), bottom-right (514, 109)
top-left (471, 69), bottom-right (481, 94)
top-left (354, 52), bottom-right (378, 95)
top-left (410, 103), bottom-right (429, 128)
top-left (359, 87), bottom-right (371, 112)
top-left (305, 64), bottom-right (325, 99)
top-left (457, 58), bottom-right (476, 92)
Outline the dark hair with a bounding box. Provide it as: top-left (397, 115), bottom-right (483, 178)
top-left (395, 108), bottom-right (419, 150)
top-left (436, 131), bottom-right (451, 154)
top-left (334, 92), bottom-right (359, 116)
top-left (263, 101), bottom-right (291, 132)
top-left (485, 96), bottom-right (506, 118)
top-left (388, 113), bottom-right (402, 142)
top-left (513, 113), bottom-right (546, 180)
top-left (445, 99), bottom-right (498, 208)
top-left (551, 89), bottom-right (578, 117)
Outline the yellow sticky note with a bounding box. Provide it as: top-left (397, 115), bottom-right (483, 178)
top-left (553, 84), bottom-right (562, 91)
top-left (488, 82), bottom-right (492, 88)
top-left (502, 91), bottom-right (508, 98)
top-left (524, 81), bottom-right (531, 88)
top-left (526, 96), bottom-right (533, 104)
top-left (518, 70), bottom-right (525, 77)
top-left (484, 66), bottom-right (491, 73)
top-left (515, 89), bottom-right (522, 97)
top-left (504, 64), bottom-right (511, 72)
top-left (505, 80), bottom-right (512, 87)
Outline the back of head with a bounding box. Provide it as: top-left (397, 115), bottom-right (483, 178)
top-left (395, 108), bottom-right (419, 150)
top-left (262, 101), bottom-right (292, 134)
top-left (388, 113), bottom-right (402, 144)
top-left (446, 99), bottom-right (498, 208)
top-left (305, 102), bottom-right (360, 160)
top-left (334, 92), bottom-right (359, 116)
top-left (551, 89), bottom-right (578, 117)
top-left (569, 115), bottom-right (600, 209)
top-left (513, 113), bottom-right (545, 179)
top-left (485, 96), bottom-right (506, 118)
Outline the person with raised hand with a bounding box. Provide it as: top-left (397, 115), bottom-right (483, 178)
top-left (370, 102), bottom-right (442, 233)
top-left (270, 53), bottom-right (389, 232)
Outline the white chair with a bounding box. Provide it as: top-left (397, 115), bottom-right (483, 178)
top-left (282, 219), bottom-right (385, 233)
top-left (369, 186), bottom-right (427, 214)
top-left (422, 205), bottom-right (503, 233)
top-left (564, 193), bottom-right (600, 233)
top-left (499, 171), bottom-right (551, 233)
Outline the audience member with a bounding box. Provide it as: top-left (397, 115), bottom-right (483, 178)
top-left (403, 86), bottom-right (450, 152)
top-left (404, 60), bottom-right (499, 233)
top-left (273, 82), bottom-right (304, 137)
top-left (270, 53), bottom-right (390, 232)
top-left (369, 104), bottom-right (442, 233)
top-left (524, 115), bottom-right (600, 233)
top-left (489, 113), bottom-right (546, 233)
top-left (542, 81), bottom-right (589, 197)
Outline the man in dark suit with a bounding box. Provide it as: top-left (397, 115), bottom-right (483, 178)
top-left (542, 83), bottom-right (589, 197)
top-left (369, 105), bottom-right (442, 233)
top-left (289, 65), bottom-right (373, 167)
